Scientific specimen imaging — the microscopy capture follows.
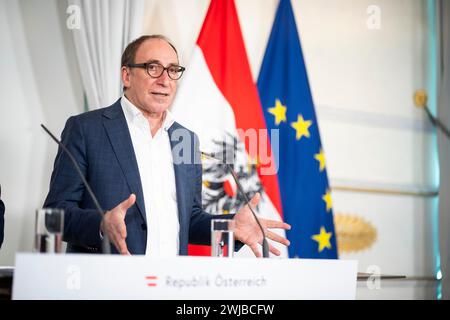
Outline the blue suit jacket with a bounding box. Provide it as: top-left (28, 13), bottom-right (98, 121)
top-left (44, 99), bottom-right (231, 254)
top-left (0, 197), bottom-right (4, 249)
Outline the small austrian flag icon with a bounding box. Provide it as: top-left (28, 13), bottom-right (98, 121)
top-left (145, 276), bottom-right (158, 287)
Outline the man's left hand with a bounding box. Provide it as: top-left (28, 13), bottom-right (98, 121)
top-left (233, 192), bottom-right (291, 257)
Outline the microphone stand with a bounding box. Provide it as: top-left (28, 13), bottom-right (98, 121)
top-left (201, 152), bottom-right (270, 258)
top-left (41, 124), bottom-right (111, 254)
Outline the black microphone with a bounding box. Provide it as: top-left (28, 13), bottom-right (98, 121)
top-left (201, 151), bottom-right (270, 258)
top-left (41, 124), bottom-right (111, 254)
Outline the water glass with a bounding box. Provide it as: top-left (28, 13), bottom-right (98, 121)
top-left (34, 208), bottom-right (64, 253)
top-left (211, 219), bottom-right (235, 258)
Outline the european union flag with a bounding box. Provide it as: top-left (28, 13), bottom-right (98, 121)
top-left (257, 0), bottom-right (338, 258)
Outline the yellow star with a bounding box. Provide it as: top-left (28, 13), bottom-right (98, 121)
top-left (290, 114), bottom-right (312, 140)
top-left (268, 99), bottom-right (287, 125)
top-left (311, 226), bottom-right (333, 252)
top-left (322, 189), bottom-right (333, 212)
top-left (314, 148), bottom-right (326, 172)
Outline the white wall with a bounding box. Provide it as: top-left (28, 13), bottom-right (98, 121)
top-left (0, 0), bottom-right (438, 298)
top-left (0, 0), bottom-right (83, 265)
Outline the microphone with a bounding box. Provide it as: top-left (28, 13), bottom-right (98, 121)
top-left (201, 151), bottom-right (270, 258)
top-left (41, 124), bottom-right (111, 254)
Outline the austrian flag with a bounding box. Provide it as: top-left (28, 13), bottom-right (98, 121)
top-left (171, 0), bottom-right (286, 257)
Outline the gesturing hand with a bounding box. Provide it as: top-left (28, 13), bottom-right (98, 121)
top-left (101, 194), bottom-right (136, 255)
top-left (233, 192), bottom-right (291, 258)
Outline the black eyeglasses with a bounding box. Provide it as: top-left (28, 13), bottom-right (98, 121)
top-left (127, 62), bottom-right (185, 80)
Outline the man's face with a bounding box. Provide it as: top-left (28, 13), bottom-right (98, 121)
top-left (122, 38), bottom-right (179, 116)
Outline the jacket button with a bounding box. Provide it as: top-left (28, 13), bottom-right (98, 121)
top-left (141, 223), bottom-right (147, 231)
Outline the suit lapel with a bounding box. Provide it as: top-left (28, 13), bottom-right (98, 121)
top-left (102, 100), bottom-right (146, 223)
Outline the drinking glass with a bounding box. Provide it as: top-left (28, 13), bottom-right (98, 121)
top-left (211, 219), bottom-right (234, 258)
top-left (34, 208), bottom-right (64, 253)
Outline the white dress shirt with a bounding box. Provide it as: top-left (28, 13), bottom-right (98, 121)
top-left (121, 95), bottom-right (180, 257)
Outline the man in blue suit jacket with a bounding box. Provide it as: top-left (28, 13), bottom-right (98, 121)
top-left (44, 35), bottom-right (290, 256)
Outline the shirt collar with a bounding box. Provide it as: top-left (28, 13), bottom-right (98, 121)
top-left (121, 95), bottom-right (175, 131)
top-left (162, 108), bottom-right (175, 131)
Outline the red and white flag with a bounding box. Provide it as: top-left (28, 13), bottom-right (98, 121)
top-left (172, 0), bottom-right (286, 257)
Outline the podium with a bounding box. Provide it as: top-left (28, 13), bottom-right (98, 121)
top-left (12, 253), bottom-right (358, 300)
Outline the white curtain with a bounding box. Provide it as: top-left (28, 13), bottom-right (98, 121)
top-left (438, 0), bottom-right (450, 300)
top-left (68, 0), bottom-right (145, 109)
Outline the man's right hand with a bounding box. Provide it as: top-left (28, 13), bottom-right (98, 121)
top-left (101, 194), bottom-right (136, 255)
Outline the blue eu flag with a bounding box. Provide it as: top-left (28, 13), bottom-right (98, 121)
top-left (257, 0), bottom-right (338, 258)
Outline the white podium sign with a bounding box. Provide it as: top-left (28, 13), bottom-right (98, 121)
top-left (13, 253), bottom-right (357, 300)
